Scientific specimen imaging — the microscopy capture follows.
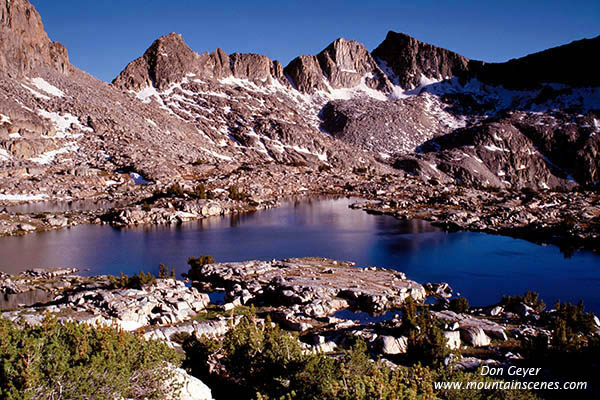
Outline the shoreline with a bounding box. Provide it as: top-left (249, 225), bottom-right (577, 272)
top-left (2, 260), bottom-right (599, 383)
top-left (2, 168), bottom-right (599, 256)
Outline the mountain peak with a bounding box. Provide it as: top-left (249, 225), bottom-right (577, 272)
top-left (113, 32), bottom-right (199, 91)
top-left (113, 33), bottom-right (292, 92)
top-left (372, 30), bottom-right (471, 89)
top-left (283, 36), bottom-right (392, 94)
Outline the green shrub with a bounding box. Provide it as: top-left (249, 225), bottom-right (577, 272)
top-left (192, 183), bottom-right (208, 199)
top-left (0, 316), bottom-right (181, 400)
top-left (184, 255), bottom-right (216, 282)
top-left (353, 166), bottom-right (368, 175)
top-left (402, 298), bottom-right (450, 364)
top-left (502, 291), bottom-right (545, 313)
top-left (552, 300), bottom-right (595, 349)
top-left (108, 271), bottom-right (156, 289)
top-left (289, 161), bottom-right (307, 167)
top-left (182, 314), bottom-right (538, 400)
top-left (191, 158), bottom-right (207, 166)
top-left (166, 183), bottom-right (185, 197)
top-left (228, 185), bottom-right (248, 201)
top-left (449, 297), bottom-right (470, 314)
top-left (158, 264), bottom-right (176, 280)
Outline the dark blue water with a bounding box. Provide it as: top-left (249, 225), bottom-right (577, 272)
top-left (0, 197), bottom-right (599, 313)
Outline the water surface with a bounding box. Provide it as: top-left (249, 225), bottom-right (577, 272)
top-left (0, 197), bottom-right (598, 313)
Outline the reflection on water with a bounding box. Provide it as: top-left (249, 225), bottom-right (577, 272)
top-left (0, 197), bottom-right (599, 313)
top-left (4, 199), bottom-right (119, 213)
top-left (333, 309), bottom-right (400, 324)
top-left (0, 289), bottom-right (53, 310)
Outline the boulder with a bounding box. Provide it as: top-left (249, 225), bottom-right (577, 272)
top-left (377, 335), bottom-right (408, 355)
top-left (443, 331), bottom-right (461, 350)
top-left (459, 326), bottom-right (491, 347)
top-left (489, 306), bottom-right (504, 316)
top-left (169, 367), bottom-right (213, 400)
top-left (46, 215), bottom-right (68, 227)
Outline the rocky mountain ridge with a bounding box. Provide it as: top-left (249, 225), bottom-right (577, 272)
top-left (0, 0), bottom-right (599, 211)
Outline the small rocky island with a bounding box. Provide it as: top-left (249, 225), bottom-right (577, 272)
top-left (2, 259), bottom-right (598, 399)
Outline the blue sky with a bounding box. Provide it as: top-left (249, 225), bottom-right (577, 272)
top-left (30, 0), bottom-right (600, 83)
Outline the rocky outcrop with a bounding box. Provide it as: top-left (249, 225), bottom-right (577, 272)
top-left (372, 31), bottom-right (476, 90)
top-left (351, 178), bottom-right (600, 253)
top-left (393, 111), bottom-right (598, 189)
top-left (113, 33), bottom-right (290, 91)
top-left (320, 93), bottom-right (463, 155)
top-left (230, 53), bottom-right (289, 86)
top-left (377, 335), bottom-right (408, 355)
top-left (0, 0), bottom-right (70, 76)
top-left (285, 37), bottom-right (392, 94)
top-left (112, 33), bottom-right (200, 91)
top-left (194, 258), bottom-right (426, 317)
top-left (170, 367), bottom-right (214, 400)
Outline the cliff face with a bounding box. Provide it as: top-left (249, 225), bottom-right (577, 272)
top-left (372, 31), bottom-right (477, 89)
top-left (2, 0), bottom-right (599, 198)
top-left (284, 37), bottom-right (392, 94)
top-left (0, 0), bottom-right (69, 76)
top-left (112, 33), bottom-right (291, 91)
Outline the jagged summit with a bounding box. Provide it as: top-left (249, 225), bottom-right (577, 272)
top-left (284, 37), bottom-right (392, 94)
top-left (0, 0), bottom-right (69, 76)
top-left (112, 33), bottom-right (200, 91)
top-left (113, 32), bottom-right (290, 92)
top-left (2, 0), bottom-right (599, 201)
top-left (372, 31), bottom-right (476, 90)
top-left (115, 34), bottom-right (393, 96)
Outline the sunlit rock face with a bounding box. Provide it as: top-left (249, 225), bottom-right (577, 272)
top-left (1, 0), bottom-right (599, 203)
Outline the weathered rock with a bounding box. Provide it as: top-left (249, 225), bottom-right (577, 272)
top-left (196, 258), bottom-right (425, 315)
top-left (443, 331), bottom-right (461, 350)
top-left (489, 306), bottom-right (504, 316)
top-left (0, 0), bottom-right (70, 77)
top-left (169, 367), bottom-right (213, 400)
top-left (377, 335), bottom-right (408, 355)
top-left (372, 31), bottom-right (474, 90)
top-left (459, 326), bottom-right (491, 347)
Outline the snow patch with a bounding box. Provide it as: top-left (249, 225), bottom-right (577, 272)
top-left (199, 147), bottom-right (233, 161)
top-left (375, 58), bottom-right (400, 86)
top-left (319, 73), bottom-right (388, 102)
top-left (483, 144), bottom-right (509, 152)
top-left (30, 78), bottom-right (64, 97)
top-left (0, 114), bottom-right (10, 124)
top-left (0, 149), bottom-right (11, 161)
top-left (38, 110), bottom-right (92, 138)
top-left (291, 145), bottom-right (327, 161)
top-left (29, 142), bottom-right (78, 164)
top-left (21, 84), bottom-right (51, 100)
